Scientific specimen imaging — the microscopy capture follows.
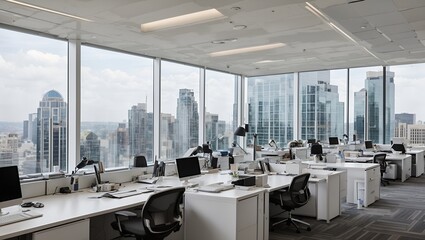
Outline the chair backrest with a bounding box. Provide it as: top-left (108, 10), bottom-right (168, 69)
top-left (142, 187), bottom-right (186, 239)
top-left (288, 173), bottom-right (311, 207)
top-left (373, 153), bottom-right (387, 171)
top-left (310, 144), bottom-right (323, 155)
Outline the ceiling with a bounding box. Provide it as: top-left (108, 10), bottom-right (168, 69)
top-left (0, 0), bottom-right (424, 76)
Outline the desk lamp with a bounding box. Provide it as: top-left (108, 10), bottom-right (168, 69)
top-left (269, 139), bottom-right (278, 151)
top-left (234, 126), bottom-right (248, 154)
top-left (74, 156), bottom-right (95, 173)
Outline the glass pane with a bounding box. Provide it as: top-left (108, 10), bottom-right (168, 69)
top-left (349, 66), bottom-right (385, 143)
top-left (160, 61), bottom-right (200, 159)
top-left (0, 28), bottom-right (67, 174)
top-left (205, 70), bottom-right (237, 151)
top-left (391, 64), bottom-right (425, 145)
top-left (247, 73), bottom-right (294, 148)
top-left (81, 46), bottom-right (153, 168)
top-left (299, 70), bottom-right (346, 143)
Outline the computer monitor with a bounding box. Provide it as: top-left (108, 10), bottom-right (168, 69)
top-left (307, 139), bottom-right (316, 144)
top-left (175, 156), bottom-right (201, 185)
top-left (329, 137), bottom-right (339, 145)
top-left (392, 144), bottom-right (406, 154)
top-left (364, 140), bottom-right (373, 150)
top-left (0, 166), bottom-right (22, 215)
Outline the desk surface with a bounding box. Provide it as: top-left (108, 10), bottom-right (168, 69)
top-left (304, 161), bottom-right (379, 170)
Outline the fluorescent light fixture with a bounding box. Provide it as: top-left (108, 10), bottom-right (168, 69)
top-left (6, 0), bottom-right (92, 22)
top-left (141, 9), bottom-right (225, 32)
top-left (255, 59), bottom-right (285, 64)
top-left (210, 43), bottom-right (285, 57)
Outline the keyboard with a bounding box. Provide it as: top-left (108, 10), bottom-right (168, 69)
top-left (0, 211), bottom-right (43, 226)
top-left (198, 183), bottom-right (234, 193)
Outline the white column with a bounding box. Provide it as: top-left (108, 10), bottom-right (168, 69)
top-left (153, 58), bottom-right (161, 161)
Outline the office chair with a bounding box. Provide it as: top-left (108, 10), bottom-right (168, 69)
top-left (373, 153), bottom-right (390, 186)
top-left (270, 173), bottom-right (311, 233)
top-left (310, 144), bottom-right (323, 162)
top-left (111, 187), bottom-right (186, 240)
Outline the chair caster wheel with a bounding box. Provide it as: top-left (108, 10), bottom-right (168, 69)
top-left (307, 227), bottom-right (311, 231)
top-left (296, 230), bottom-right (300, 233)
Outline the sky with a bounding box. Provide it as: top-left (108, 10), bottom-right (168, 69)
top-left (1, 27), bottom-right (425, 125)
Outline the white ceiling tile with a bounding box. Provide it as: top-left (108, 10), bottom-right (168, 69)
top-left (365, 11), bottom-right (407, 27)
top-left (393, 0), bottom-right (425, 11)
top-left (353, 30), bottom-right (383, 40)
top-left (401, 6), bottom-right (425, 23)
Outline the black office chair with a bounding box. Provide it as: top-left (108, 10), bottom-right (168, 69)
top-left (310, 143), bottom-right (323, 161)
top-left (111, 187), bottom-right (186, 240)
top-left (373, 153), bottom-right (389, 186)
top-left (270, 173), bottom-right (311, 233)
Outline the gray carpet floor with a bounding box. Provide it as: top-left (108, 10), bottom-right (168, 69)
top-left (269, 175), bottom-right (425, 240)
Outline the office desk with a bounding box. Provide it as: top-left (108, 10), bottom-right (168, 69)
top-left (344, 156), bottom-right (374, 163)
top-left (406, 149), bottom-right (424, 177)
top-left (305, 162), bottom-right (380, 207)
top-left (385, 154), bottom-right (412, 182)
top-left (0, 182), bottom-right (153, 240)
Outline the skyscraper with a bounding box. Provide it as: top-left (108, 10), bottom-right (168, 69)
top-left (354, 88), bottom-right (367, 140)
top-left (395, 113), bottom-right (416, 125)
top-left (355, 71), bottom-right (395, 143)
top-left (248, 74), bottom-right (294, 147)
top-left (175, 89), bottom-right (199, 157)
top-left (109, 122), bottom-right (128, 168)
top-left (299, 71), bottom-right (344, 142)
top-left (80, 130), bottom-right (100, 161)
top-left (36, 90), bottom-right (67, 173)
top-left (205, 112), bottom-right (227, 150)
top-left (128, 103), bottom-right (148, 158)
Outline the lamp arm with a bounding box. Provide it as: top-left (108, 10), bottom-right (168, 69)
top-left (235, 142), bottom-right (248, 154)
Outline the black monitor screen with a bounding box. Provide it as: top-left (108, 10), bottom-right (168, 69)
top-left (365, 140), bottom-right (373, 149)
top-left (175, 156), bottom-right (201, 181)
top-left (0, 166), bottom-right (22, 206)
top-left (307, 139), bottom-right (316, 144)
top-left (329, 137), bottom-right (339, 145)
top-left (392, 144), bottom-right (406, 154)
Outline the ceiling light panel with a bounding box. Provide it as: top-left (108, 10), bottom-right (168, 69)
top-left (140, 9), bottom-right (225, 32)
top-left (209, 43), bottom-right (286, 57)
top-left (6, 0), bottom-right (92, 22)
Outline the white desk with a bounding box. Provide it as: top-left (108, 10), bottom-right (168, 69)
top-left (305, 162), bottom-right (380, 207)
top-left (344, 156), bottom-right (374, 163)
top-left (386, 154), bottom-right (412, 182)
top-left (406, 149), bottom-right (424, 177)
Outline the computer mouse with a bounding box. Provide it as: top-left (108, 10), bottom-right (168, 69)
top-left (21, 202), bottom-right (33, 208)
top-left (33, 202), bottom-right (44, 208)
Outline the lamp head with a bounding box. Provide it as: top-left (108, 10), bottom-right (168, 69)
top-left (234, 126), bottom-right (246, 137)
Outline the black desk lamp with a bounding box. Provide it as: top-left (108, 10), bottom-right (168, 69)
top-left (234, 126), bottom-right (248, 154)
top-left (75, 156), bottom-right (95, 173)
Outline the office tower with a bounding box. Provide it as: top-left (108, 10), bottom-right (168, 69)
top-left (248, 74), bottom-right (294, 147)
top-left (80, 131), bottom-right (101, 161)
top-left (128, 103), bottom-right (148, 158)
top-left (354, 88), bottom-right (367, 141)
top-left (36, 90), bottom-right (67, 173)
top-left (23, 121), bottom-right (28, 140)
top-left (175, 89), bottom-right (199, 157)
top-left (0, 133), bottom-right (19, 167)
top-left (160, 113), bottom-right (176, 158)
top-left (205, 112), bottom-right (227, 150)
top-left (299, 71), bottom-right (344, 142)
top-left (23, 113), bottom-right (38, 144)
top-left (109, 122), bottom-right (129, 168)
top-left (395, 122), bottom-right (408, 139)
top-left (395, 113), bottom-right (416, 125)
top-left (407, 124), bottom-right (425, 145)
top-left (145, 112), bottom-right (154, 161)
top-left (365, 71), bottom-right (395, 143)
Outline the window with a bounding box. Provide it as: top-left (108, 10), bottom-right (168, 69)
top-left (205, 70), bottom-right (237, 151)
top-left (0, 28), bottom-right (67, 174)
top-left (81, 46), bottom-right (153, 168)
top-left (299, 70), bottom-right (346, 143)
top-left (247, 73), bottom-right (294, 148)
top-left (349, 66), bottom-right (385, 143)
top-left (391, 63), bottom-right (425, 145)
top-left (160, 61), bottom-right (200, 159)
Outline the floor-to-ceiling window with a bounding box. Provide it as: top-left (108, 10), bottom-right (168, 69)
top-left (391, 63), bottom-right (425, 145)
top-left (299, 70), bottom-right (346, 143)
top-left (81, 46), bottom-right (153, 168)
top-left (0, 28), bottom-right (68, 174)
top-left (160, 61), bottom-right (200, 159)
top-left (247, 73), bottom-right (294, 148)
top-left (349, 66), bottom-right (385, 143)
top-left (205, 70), bottom-right (237, 151)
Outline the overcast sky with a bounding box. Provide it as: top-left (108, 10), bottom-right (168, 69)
top-left (1, 28), bottom-right (425, 125)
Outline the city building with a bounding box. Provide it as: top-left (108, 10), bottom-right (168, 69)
top-left (109, 123), bottom-right (129, 168)
top-left (407, 124), bottom-right (425, 145)
top-left (396, 113), bottom-right (416, 125)
top-left (205, 112), bottom-right (228, 151)
top-left (354, 88), bottom-right (367, 141)
top-left (128, 103), bottom-right (148, 158)
top-left (80, 131), bottom-right (101, 162)
top-left (36, 90), bottom-right (67, 173)
top-left (0, 134), bottom-right (19, 167)
top-left (175, 89), bottom-right (199, 157)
